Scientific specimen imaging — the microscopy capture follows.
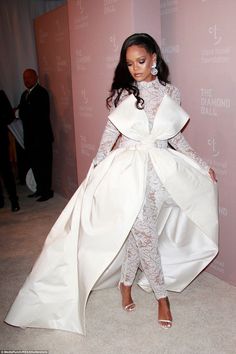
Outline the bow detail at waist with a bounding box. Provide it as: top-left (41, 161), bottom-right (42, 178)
top-left (120, 137), bottom-right (168, 151)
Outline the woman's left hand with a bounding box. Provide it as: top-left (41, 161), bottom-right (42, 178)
top-left (208, 168), bottom-right (217, 182)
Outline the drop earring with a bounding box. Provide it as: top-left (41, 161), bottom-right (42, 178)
top-left (151, 63), bottom-right (158, 76)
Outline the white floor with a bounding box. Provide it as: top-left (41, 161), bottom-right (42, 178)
top-left (1, 186), bottom-right (236, 354)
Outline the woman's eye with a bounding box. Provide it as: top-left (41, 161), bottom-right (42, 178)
top-left (139, 60), bottom-right (145, 64)
top-left (127, 63), bottom-right (132, 67)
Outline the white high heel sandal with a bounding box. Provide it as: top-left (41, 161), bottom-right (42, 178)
top-left (118, 282), bottom-right (136, 312)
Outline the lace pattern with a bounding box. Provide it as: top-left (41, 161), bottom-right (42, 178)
top-left (120, 80), bottom-right (180, 299)
top-left (169, 133), bottom-right (209, 170)
top-left (93, 120), bottom-right (120, 166)
top-left (94, 78), bottom-right (209, 299)
top-left (120, 160), bottom-right (170, 299)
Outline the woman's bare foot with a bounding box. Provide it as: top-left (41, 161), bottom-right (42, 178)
top-left (119, 282), bottom-right (136, 311)
top-left (158, 297), bottom-right (172, 329)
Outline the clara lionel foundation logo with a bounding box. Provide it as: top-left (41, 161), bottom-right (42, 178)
top-left (55, 19), bottom-right (65, 42)
top-left (41, 55), bottom-right (50, 72)
top-left (161, 0), bottom-right (178, 15)
top-left (79, 88), bottom-right (93, 118)
top-left (39, 28), bottom-right (48, 44)
top-left (105, 34), bottom-right (119, 70)
top-left (80, 135), bottom-right (96, 157)
top-left (161, 38), bottom-right (180, 63)
top-left (207, 137), bottom-right (219, 158)
top-left (60, 84), bottom-right (70, 106)
top-left (56, 55), bottom-right (67, 72)
top-left (201, 23), bottom-right (231, 64)
top-left (104, 0), bottom-right (118, 15)
top-left (219, 207), bottom-right (228, 217)
top-left (206, 136), bottom-right (227, 177)
top-left (208, 24), bottom-right (222, 46)
top-left (109, 35), bottom-right (119, 52)
top-left (81, 88), bottom-right (89, 105)
top-left (74, 0), bottom-right (88, 30)
top-left (75, 49), bottom-right (91, 71)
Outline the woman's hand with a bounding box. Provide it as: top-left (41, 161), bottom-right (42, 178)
top-left (208, 168), bottom-right (217, 182)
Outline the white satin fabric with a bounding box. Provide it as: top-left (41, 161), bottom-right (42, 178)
top-left (5, 94), bottom-right (218, 335)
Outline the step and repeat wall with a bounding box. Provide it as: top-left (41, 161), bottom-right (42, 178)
top-left (160, 0), bottom-right (236, 286)
top-left (34, 5), bottom-right (78, 198)
top-left (67, 0), bottom-right (161, 183)
top-left (34, 0), bottom-right (235, 287)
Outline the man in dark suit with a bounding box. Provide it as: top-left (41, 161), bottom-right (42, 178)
top-left (0, 90), bottom-right (20, 212)
top-left (19, 69), bottom-right (54, 202)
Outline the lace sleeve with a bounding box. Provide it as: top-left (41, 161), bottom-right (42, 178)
top-left (168, 85), bottom-right (209, 171)
top-left (93, 91), bottom-right (131, 166)
top-left (168, 133), bottom-right (210, 171)
top-left (168, 85), bottom-right (181, 105)
top-left (93, 119), bottom-right (120, 166)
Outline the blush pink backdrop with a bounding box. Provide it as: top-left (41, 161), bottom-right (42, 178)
top-left (67, 0), bottom-right (161, 183)
top-left (160, 0), bottom-right (236, 286)
top-left (34, 5), bottom-right (78, 198)
top-left (34, 0), bottom-right (236, 287)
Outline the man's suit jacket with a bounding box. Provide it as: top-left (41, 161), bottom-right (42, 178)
top-left (19, 84), bottom-right (53, 150)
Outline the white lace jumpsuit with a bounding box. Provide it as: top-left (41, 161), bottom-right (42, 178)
top-left (94, 79), bottom-right (209, 300)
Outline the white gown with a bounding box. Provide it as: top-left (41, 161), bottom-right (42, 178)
top-left (5, 92), bottom-right (218, 335)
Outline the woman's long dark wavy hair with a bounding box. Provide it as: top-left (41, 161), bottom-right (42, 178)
top-left (106, 33), bottom-right (170, 110)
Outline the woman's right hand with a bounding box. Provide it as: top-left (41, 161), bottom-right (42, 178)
top-left (208, 168), bottom-right (217, 182)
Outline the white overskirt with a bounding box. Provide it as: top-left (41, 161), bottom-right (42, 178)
top-left (5, 94), bottom-right (218, 335)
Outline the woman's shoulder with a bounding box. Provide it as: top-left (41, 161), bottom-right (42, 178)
top-left (119, 90), bottom-right (131, 105)
top-left (109, 89), bottom-right (130, 112)
top-left (165, 83), bottom-right (181, 104)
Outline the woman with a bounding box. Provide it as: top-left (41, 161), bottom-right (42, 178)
top-left (5, 33), bottom-right (218, 334)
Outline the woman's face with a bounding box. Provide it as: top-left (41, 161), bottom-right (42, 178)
top-left (126, 45), bottom-right (156, 82)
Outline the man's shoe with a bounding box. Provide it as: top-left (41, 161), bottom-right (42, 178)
top-left (37, 191), bottom-right (54, 202)
top-left (11, 200), bottom-right (20, 212)
top-left (28, 191), bottom-right (40, 198)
